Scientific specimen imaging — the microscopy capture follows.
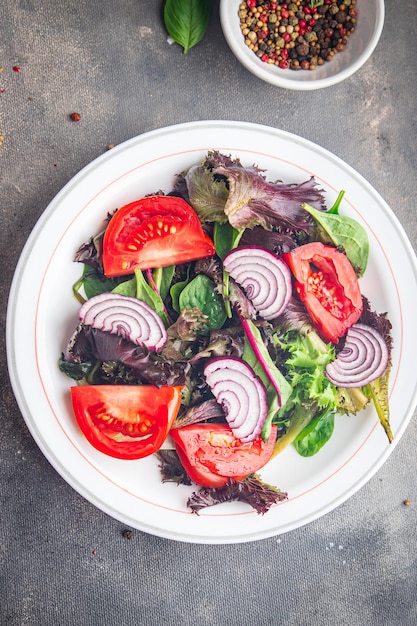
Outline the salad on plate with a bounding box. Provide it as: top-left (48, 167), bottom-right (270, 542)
top-left (59, 151), bottom-right (393, 515)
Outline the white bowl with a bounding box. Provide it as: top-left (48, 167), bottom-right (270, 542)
top-left (220, 0), bottom-right (385, 90)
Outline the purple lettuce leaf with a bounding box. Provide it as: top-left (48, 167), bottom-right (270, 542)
top-left (156, 450), bottom-right (193, 486)
top-left (174, 398), bottom-right (225, 428)
top-left (208, 150), bottom-right (326, 231)
top-left (187, 474), bottom-right (288, 515)
top-left (63, 325), bottom-right (191, 386)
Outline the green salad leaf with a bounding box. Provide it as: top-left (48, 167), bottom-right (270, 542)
top-left (242, 320), bottom-right (292, 440)
top-left (179, 274), bottom-right (227, 330)
top-left (294, 407), bottom-right (335, 457)
top-left (272, 327), bottom-right (338, 456)
top-left (164, 0), bottom-right (211, 54)
top-left (303, 200), bottom-right (369, 276)
top-left (72, 265), bottom-right (122, 303)
top-left (185, 163), bottom-right (229, 223)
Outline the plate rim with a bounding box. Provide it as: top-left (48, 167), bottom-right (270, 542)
top-left (6, 120), bottom-right (417, 544)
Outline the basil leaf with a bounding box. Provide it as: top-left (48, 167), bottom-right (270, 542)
top-left (303, 202), bottom-right (369, 276)
top-left (164, 0), bottom-right (211, 54)
top-left (179, 274), bottom-right (226, 330)
top-left (294, 408), bottom-right (335, 457)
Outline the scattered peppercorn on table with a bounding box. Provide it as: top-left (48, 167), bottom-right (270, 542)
top-left (2, 1), bottom-right (417, 625)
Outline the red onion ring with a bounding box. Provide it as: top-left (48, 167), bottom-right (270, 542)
top-left (79, 293), bottom-right (167, 352)
top-left (204, 357), bottom-right (268, 442)
top-left (325, 323), bottom-right (389, 388)
top-left (223, 246), bottom-right (291, 320)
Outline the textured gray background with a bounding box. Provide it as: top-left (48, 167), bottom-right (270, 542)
top-left (1, 1), bottom-right (416, 625)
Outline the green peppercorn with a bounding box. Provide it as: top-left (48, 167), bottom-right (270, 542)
top-left (304, 31), bottom-right (317, 43)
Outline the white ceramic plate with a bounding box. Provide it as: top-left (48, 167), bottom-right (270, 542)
top-left (7, 121), bottom-right (417, 544)
top-left (220, 0), bottom-right (385, 90)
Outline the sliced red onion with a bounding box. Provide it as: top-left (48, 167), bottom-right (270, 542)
top-left (203, 357), bottom-right (268, 443)
top-left (79, 293), bottom-right (167, 352)
top-left (325, 323), bottom-right (389, 388)
top-left (223, 246), bottom-right (291, 320)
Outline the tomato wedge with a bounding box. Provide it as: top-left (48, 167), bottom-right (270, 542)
top-left (102, 195), bottom-right (215, 277)
top-left (283, 242), bottom-right (363, 343)
top-left (170, 424), bottom-right (277, 488)
top-left (70, 385), bottom-right (183, 460)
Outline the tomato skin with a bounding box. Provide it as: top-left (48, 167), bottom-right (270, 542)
top-left (170, 424), bottom-right (278, 488)
top-left (102, 195), bottom-right (215, 277)
top-left (70, 385), bottom-right (183, 460)
top-left (283, 242), bottom-right (363, 343)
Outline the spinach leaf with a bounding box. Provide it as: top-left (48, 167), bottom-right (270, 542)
top-left (170, 276), bottom-right (190, 313)
top-left (214, 221), bottom-right (243, 260)
top-left (73, 265), bottom-right (123, 302)
top-left (112, 276), bottom-right (136, 297)
top-left (179, 274), bottom-right (226, 330)
top-left (214, 222), bottom-right (244, 318)
top-left (303, 201), bottom-right (369, 276)
top-left (293, 407), bottom-right (335, 457)
top-left (164, 0), bottom-right (211, 54)
top-left (58, 354), bottom-right (95, 382)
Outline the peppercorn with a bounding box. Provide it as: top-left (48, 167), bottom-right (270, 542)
top-left (296, 43), bottom-right (309, 56)
top-left (240, 0), bottom-right (357, 71)
top-left (70, 112), bottom-right (81, 122)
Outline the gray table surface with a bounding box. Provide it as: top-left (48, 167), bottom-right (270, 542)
top-left (1, 1), bottom-right (416, 624)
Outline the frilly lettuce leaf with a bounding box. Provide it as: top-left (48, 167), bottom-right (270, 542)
top-left (208, 151), bottom-right (326, 231)
top-left (182, 163), bottom-right (229, 223)
top-left (177, 151), bottom-right (326, 232)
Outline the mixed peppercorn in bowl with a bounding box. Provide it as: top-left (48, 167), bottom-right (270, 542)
top-left (220, 0), bottom-right (385, 90)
